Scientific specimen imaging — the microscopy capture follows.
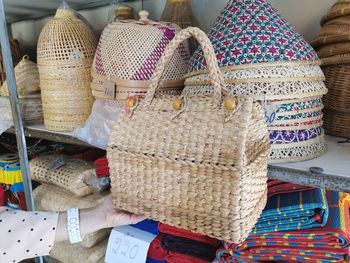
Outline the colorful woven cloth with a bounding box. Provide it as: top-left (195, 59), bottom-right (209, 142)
top-left (158, 223), bottom-right (220, 246)
top-left (166, 252), bottom-right (211, 263)
top-left (267, 180), bottom-right (313, 198)
top-left (148, 235), bottom-right (168, 261)
top-left (253, 188), bottom-right (328, 234)
top-left (215, 191), bottom-right (350, 263)
top-left (146, 259), bottom-right (166, 263)
top-left (0, 162), bottom-right (23, 185)
top-left (161, 234), bottom-right (219, 262)
top-left (189, 0), bottom-right (318, 71)
top-left (132, 219), bottom-right (159, 235)
top-left (94, 157), bottom-right (110, 177)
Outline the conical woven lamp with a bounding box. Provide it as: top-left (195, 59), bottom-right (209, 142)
top-left (0, 55), bottom-right (40, 97)
top-left (37, 8), bottom-right (97, 132)
top-left (313, 1), bottom-right (350, 138)
top-left (185, 0), bottom-right (327, 163)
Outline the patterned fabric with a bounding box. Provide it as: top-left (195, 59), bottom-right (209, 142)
top-left (215, 191), bottom-right (350, 263)
top-left (269, 127), bottom-right (323, 144)
top-left (189, 0), bottom-right (318, 71)
top-left (275, 98), bottom-right (323, 113)
top-left (276, 111), bottom-right (322, 121)
top-left (253, 188), bottom-right (328, 234)
top-left (267, 180), bottom-right (314, 198)
top-left (0, 161), bottom-right (23, 185)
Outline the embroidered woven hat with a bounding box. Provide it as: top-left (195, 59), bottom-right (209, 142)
top-left (91, 10), bottom-right (190, 101)
top-left (185, 0), bottom-right (327, 100)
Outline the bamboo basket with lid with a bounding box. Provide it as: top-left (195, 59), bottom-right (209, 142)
top-left (37, 8), bottom-right (97, 132)
top-left (91, 10), bottom-right (190, 106)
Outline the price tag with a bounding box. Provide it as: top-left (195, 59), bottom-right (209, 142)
top-left (104, 80), bottom-right (116, 99)
top-left (48, 157), bottom-right (66, 170)
top-left (263, 102), bottom-right (277, 125)
top-left (105, 225), bottom-right (156, 263)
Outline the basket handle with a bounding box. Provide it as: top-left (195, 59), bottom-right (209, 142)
top-left (144, 27), bottom-right (228, 106)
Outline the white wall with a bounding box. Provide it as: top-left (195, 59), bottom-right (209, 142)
top-left (11, 0), bottom-right (336, 59)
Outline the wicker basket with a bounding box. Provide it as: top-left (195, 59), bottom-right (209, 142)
top-left (323, 108), bottom-right (350, 137)
top-left (0, 55), bottom-right (40, 97)
top-left (50, 239), bottom-right (107, 263)
top-left (33, 184), bottom-right (110, 248)
top-left (91, 10), bottom-right (189, 103)
top-left (37, 8), bottom-right (97, 132)
top-left (108, 27), bottom-right (269, 243)
top-left (29, 154), bottom-right (95, 197)
top-left (321, 0), bottom-right (350, 25)
top-left (114, 4), bottom-right (134, 20)
top-left (0, 38), bottom-right (21, 85)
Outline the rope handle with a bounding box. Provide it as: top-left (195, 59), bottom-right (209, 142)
top-left (144, 27), bottom-right (228, 106)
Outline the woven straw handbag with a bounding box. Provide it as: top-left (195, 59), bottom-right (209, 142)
top-left (0, 55), bottom-right (40, 97)
top-left (37, 8), bottom-right (97, 132)
top-left (108, 27), bottom-right (270, 243)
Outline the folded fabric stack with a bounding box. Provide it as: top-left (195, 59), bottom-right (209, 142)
top-left (31, 154), bottom-right (111, 263)
top-left (94, 157), bottom-right (110, 178)
top-left (159, 223), bottom-right (221, 263)
top-left (312, 0), bottom-right (350, 138)
top-left (185, 0), bottom-right (327, 163)
top-left (252, 188), bottom-right (328, 234)
top-left (215, 191), bottom-right (350, 262)
top-left (267, 179), bottom-right (314, 198)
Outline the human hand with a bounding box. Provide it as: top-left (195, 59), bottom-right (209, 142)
top-left (97, 194), bottom-right (146, 229)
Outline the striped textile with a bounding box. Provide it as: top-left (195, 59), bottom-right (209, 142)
top-left (267, 180), bottom-right (314, 198)
top-left (215, 191), bottom-right (350, 263)
top-left (253, 188), bottom-right (328, 234)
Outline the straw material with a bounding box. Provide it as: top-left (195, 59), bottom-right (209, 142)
top-left (323, 108), bottom-right (350, 137)
top-left (321, 0), bottom-right (350, 25)
top-left (29, 154), bottom-right (95, 197)
top-left (322, 63), bottom-right (350, 113)
top-left (49, 239), bottom-right (107, 263)
top-left (269, 136), bottom-right (327, 163)
top-left (317, 42), bottom-right (350, 58)
top-left (114, 4), bottom-right (134, 20)
top-left (0, 55), bottom-right (40, 97)
top-left (91, 11), bottom-right (189, 102)
top-left (37, 9), bottom-right (97, 132)
top-left (0, 38), bottom-right (21, 85)
top-left (108, 27), bottom-right (269, 243)
top-left (33, 183), bottom-right (110, 248)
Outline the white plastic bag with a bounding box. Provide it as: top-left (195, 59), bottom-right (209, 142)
top-left (0, 97), bottom-right (14, 135)
top-left (73, 99), bottom-right (123, 149)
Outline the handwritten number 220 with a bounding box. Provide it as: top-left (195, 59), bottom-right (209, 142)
top-left (112, 238), bottom-right (139, 259)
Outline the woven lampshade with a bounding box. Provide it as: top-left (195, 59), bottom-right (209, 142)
top-left (0, 55), bottom-right (40, 97)
top-left (37, 8), bottom-right (97, 132)
top-left (185, 0), bottom-right (327, 163)
top-left (91, 10), bottom-right (190, 102)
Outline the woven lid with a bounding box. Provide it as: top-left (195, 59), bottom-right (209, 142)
top-left (0, 55), bottom-right (40, 97)
top-left (321, 0), bottom-right (350, 25)
top-left (188, 0), bottom-right (318, 73)
top-left (92, 10), bottom-right (190, 88)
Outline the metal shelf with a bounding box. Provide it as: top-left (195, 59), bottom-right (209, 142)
top-left (268, 136), bottom-right (350, 192)
top-left (6, 124), bottom-right (92, 147)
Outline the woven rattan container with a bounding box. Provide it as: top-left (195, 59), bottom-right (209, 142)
top-left (114, 4), bottom-right (134, 20)
top-left (91, 10), bottom-right (190, 104)
top-left (186, 0), bottom-right (327, 163)
top-left (0, 38), bottom-right (21, 85)
top-left (37, 8), bottom-right (97, 132)
top-left (108, 27), bottom-right (270, 243)
top-left (313, 1), bottom-right (350, 137)
top-left (29, 154), bottom-right (95, 197)
top-left (0, 55), bottom-right (40, 97)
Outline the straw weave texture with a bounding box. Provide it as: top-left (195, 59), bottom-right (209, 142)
top-left (0, 55), bottom-right (39, 97)
top-left (108, 27), bottom-right (269, 243)
top-left (0, 38), bottom-right (21, 85)
top-left (29, 154), bottom-right (95, 197)
top-left (37, 9), bottom-right (97, 132)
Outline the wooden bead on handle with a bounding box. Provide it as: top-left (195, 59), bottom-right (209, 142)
top-left (172, 98), bottom-right (183, 111)
top-left (224, 97), bottom-right (237, 111)
top-left (126, 97), bottom-right (136, 108)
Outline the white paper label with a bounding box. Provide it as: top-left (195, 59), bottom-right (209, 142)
top-left (263, 102), bottom-right (277, 125)
top-left (105, 226), bottom-right (156, 263)
top-left (104, 80), bottom-right (116, 99)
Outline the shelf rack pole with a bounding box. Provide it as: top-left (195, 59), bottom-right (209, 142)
top-left (0, 1), bottom-right (43, 262)
top-left (0, 0), bottom-right (35, 212)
